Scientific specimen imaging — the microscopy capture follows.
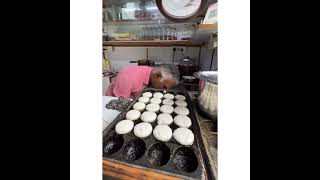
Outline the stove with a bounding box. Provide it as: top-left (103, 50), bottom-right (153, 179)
top-left (188, 91), bottom-right (217, 179)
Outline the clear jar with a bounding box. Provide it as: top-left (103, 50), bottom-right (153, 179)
top-left (173, 28), bottom-right (177, 40)
top-left (137, 29), bottom-right (142, 40)
top-left (159, 26), bottom-right (164, 40)
top-left (155, 26), bottom-right (161, 40)
top-left (151, 26), bottom-right (156, 40)
top-left (150, 27), bottom-right (154, 40)
top-left (165, 26), bottom-right (171, 40)
top-left (142, 27), bottom-right (146, 40)
top-left (161, 26), bottom-right (166, 40)
top-left (170, 27), bottom-right (175, 40)
top-left (145, 27), bottom-right (150, 40)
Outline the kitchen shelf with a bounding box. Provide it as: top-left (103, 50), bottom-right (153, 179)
top-left (104, 19), bottom-right (202, 26)
top-left (105, 18), bottom-right (167, 24)
top-left (103, 40), bottom-right (201, 47)
top-left (102, 24), bottom-right (217, 47)
top-left (198, 24), bottom-right (217, 30)
top-left (192, 23), bottom-right (218, 44)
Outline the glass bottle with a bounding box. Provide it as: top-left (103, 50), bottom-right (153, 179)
top-left (145, 26), bottom-right (150, 40)
top-left (161, 26), bottom-right (165, 40)
top-left (165, 26), bottom-right (170, 40)
top-left (170, 27), bottom-right (175, 40)
top-left (173, 27), bottom-right (177, 40)
top-left (151, 26), bottom-right (156, 40)
top-left (160, 26), bottom-right (164, 40)
top-left (155, 26), bottom-right (161, 40)
top-left (142, 27), bottom-right (146, 40)
top-left (148, 26), bottom-right (153, 40)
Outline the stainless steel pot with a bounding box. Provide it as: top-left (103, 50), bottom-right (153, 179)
top-left (194, 71), bottom-right (218, 120)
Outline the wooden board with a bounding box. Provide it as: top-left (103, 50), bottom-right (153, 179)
top-left (103, 159), bottom-right (184, 180)
top-left (198, 24), bottom-right (217, 29)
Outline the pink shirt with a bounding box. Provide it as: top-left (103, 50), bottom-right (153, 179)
top-left (105, 66), bottom-right (153, 98)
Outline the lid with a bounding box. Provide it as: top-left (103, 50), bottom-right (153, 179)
top-left (180, 56), bottom-right (193, 65)
top-left (194, 71), bottom-right (217, 84)
top-left (183, 56), bottom-right (190, 61)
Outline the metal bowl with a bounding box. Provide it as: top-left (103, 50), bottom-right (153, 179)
top-left (182, 75), bottom-right (197, 83)
top-left (194, 71), bottom-right (217, 84)
top-left (194, 71), bottom-right (218, 120)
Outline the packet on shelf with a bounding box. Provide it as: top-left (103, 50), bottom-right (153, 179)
top-left (111, 33), bottom-right (130, 38)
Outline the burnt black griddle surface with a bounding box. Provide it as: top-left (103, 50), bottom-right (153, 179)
top-left (103, 88), bottom-right (211, 180)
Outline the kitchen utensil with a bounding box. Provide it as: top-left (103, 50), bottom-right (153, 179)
top-left (193, 71), bottom-right (217, 120)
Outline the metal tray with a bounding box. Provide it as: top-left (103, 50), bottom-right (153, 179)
top-left (103, 88), bottom-right (213, 180)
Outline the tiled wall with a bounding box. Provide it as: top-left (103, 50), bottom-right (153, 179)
top-left (103, 46), bottom-right (202, 72)
top-left (104, 45), bottom-right (217, 72)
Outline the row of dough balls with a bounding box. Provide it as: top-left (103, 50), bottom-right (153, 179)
top-left (138, 97), bottom-right (188, 107)
top-left (142, 91), bottom-right (186, 101)
top-left (125, 109), bottom-right (192, 128)
top-left (152, 124), bottom-right (194, 145)
top-left (134, 101), bottom-right (189, 115)
top-left (115, 120), bottom-right (194, 145)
